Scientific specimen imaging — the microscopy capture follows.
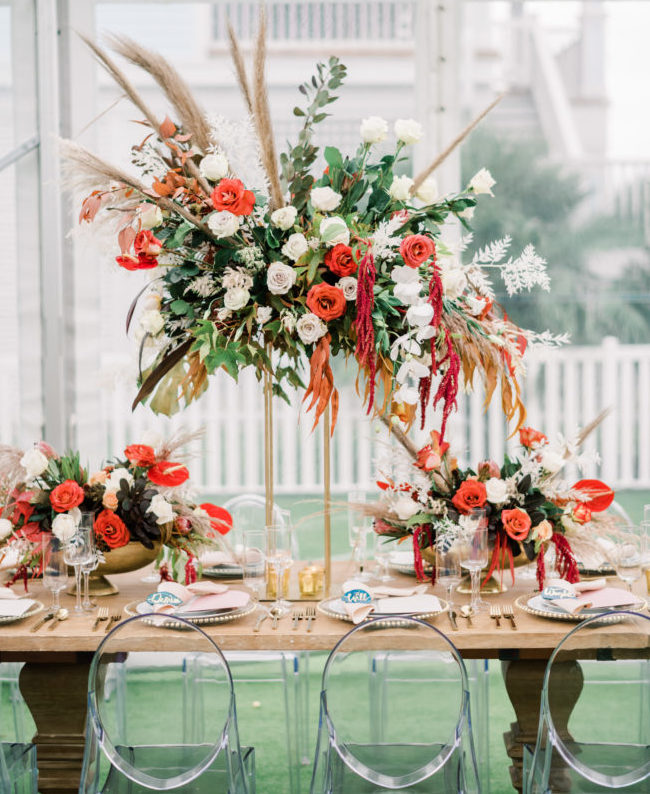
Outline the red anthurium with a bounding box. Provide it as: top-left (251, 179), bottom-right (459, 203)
top-left (124, 444), bottom-right (156, 468)
top-left (200, 504), bottom-right (233, 536)
top-left (148, 461), bottom-right (190, 487)
top-left (572, 479), bottom-right (614, 512)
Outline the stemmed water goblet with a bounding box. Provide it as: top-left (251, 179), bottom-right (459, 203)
top-left (63, 513), bottom-right (96, 614)
top-left (457, 508), bottom-right (489, 613)
top-left (436, 546), bottom-right (461, 608)
top-left (81, 547), bottom-right (99, 612)
top-left (266, 524), bottom-right (294, 616)
top-left (42, 536), bottom-right (68, 613)
top-left (348, 490), bottom-right (371, 581)
top-left (373, 533), bottom-right (394, 582)
top-left (242, 529), bottom-right (267, 601)
top-left (612, 529), bottom-right (642, 592)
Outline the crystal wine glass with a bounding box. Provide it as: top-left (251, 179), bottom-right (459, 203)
top-left (81, 549), bottom-right (99, 612)
top-left (436, 546), bottom-right (461, 608)
top-left (42, 536), bottom-right (68, 612)
top-left (266, 524), bottom-right (294, 616)
top-left (64, 514), bottom-right (96, 614)
top-left (242, 529), bottom-right (266, 601)
top-left (612, 530), bottom-right (642, 592)
top-left (458, 509), bottom-right (489, 613)
top-left (373, 533), bottom-right (394, 583)
top-left (348, 490), bottom-right (371, 581)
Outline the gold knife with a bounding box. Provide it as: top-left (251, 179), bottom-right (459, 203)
top-left (448, 609), bottom-right (459, 630)
top-left (30, 611), bottom-right (55, 632)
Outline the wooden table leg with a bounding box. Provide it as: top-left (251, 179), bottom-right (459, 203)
top-left (502, 659), bottom-right (584, 792)
top-left (19, 656), bottom-right (92, 794)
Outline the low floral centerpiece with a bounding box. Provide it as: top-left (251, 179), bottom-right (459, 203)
top-left (62, 24), bottom-right (564, 441)
top-left (370, 421), bottom-right (615, 589)
top-left (0, 435), bottom-right (231, 591)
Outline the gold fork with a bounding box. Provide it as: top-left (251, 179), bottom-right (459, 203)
top-left (305, 605), bottom-right (316, 633)
top-left (490, 605), bottom-right (502, 628)
top-left (105, 611), bottom-right (122, 634)
top-left (92, 607), bottom-right (109, 632)
top-left (292, 609), bottom-right (304, 630)
top-left (502, 604), bottom-right (517, 630)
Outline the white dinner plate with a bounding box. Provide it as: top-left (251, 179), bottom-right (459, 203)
top-left (387, 550), bottom-right (433, 577)
top-left (515, 592), bottom-right (647, 623)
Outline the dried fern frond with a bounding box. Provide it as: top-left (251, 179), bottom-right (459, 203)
top-left (251, 9), bottom-right (284, 210)
top-left (411, 93), bottom-right (505, 193)
top-left (227, 23), bottom-right (253, 114)
top-left (576, 408), bottom-right (612, 449)
top-left (106, 34), bottom-right (212, 154)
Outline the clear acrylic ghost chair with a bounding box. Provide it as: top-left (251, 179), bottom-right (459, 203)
top-left (524, 610), bottom-right (650, 794)
top-left (0, 663), bottom-right (29, 742)
top-left (311, 617), bottom-right (480, 793)
top-left (0, 663), bottom-right (37, 794)
top-left (79, 613), bottom-right (255, 793)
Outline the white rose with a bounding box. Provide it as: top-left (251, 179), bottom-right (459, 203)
top-left (270, 206), bottom-right (298, 230)
top-left (485, 478), bottom-right (509, 504)
top-left (138, 204), bottom-right (163, 230)
top-left (199, 152), bottom-right (229, 181)
top-left (310, 186), bottom-right (342, 212)
top-left (337, 277), bottom-right (358, 301)
top-left (106, 467), bottom-right (134, 492)
top-left (20, 448), bottom-right (49, 479)
top-left (391, 265), bottom-right (420, 285)
top-left (256, 305), bottom-right (273, 325)
top-left (223, 287), bottom-right (250, 311)
top-left (394, 118), bottom-right (423, 145)
top-left (207, 210), bottom-right (241, 239)
top-left (148, 493), bottom-right (175, 526)
top-left (281, 233), bottom-right (309, 262)
top-left (406, 303), bottom-right (434, 328)
top-left (281, 311), bottom-right (296, 332)
top-left (51, 513), bottom-right (78, 543)
top-left (389, 175), bottom-right (414, 202)
top-left (393, 385), bottom-right (419, 405)
top-left (360, 116), bottom-right (388, 144)
top-left (296, 313), bottom-right (327, 345)
top-left (415, 177), bottom-right (438, 204)
top-left (319, 217), bottom-right (350, 247)
top-left (392, 493), bottom-right (420, 520)
top-left (469, 167), bottom-right (496, 196)
top-left (540, 450), bottom-right (565, 474)
top-left (140, 309), bottom-right (165, 336)
top-left (267, 262), bottom-right (297, 295)
top-left (440, 265), bottom-right (467, 299)
top-left (142, 292), bottom-right (161, 312)
top-left (0, 518), bottom-right (13, 540)
top-left (458, 206), bottom-right (475, 221)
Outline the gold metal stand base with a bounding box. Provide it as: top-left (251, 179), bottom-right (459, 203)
top-left (457, 573), bottom-right (507, 595)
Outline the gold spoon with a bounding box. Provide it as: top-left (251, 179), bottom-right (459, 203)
top-left (48, 608), bottom-right (69, 630)
top-left (459, 605), bottom-right (474, 627)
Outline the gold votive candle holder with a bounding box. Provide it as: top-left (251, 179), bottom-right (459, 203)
top-left (645, 568), bottom-right (650, 593)
top-left (299, 564), bottom-right (325, 597)
top-left (266, 565), bottom-right (290, 599)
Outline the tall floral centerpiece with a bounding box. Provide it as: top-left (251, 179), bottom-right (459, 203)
top-left (62, 19), bottom-right (564, 589)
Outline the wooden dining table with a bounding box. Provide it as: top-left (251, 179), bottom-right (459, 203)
top-left (1, 562), bottom-right (648, 794)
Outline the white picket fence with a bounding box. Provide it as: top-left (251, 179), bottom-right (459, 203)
top-left (1, 337), bottom-right (649, 492)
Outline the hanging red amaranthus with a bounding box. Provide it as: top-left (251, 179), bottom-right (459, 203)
top-left (412, 525), bottom-right (435, 584)
top-left (483, 529), bottom-right (516, 588)
top-left (158, 563), bottom-right (173, 582)
top-left (551, 533), bottom-right (580, 583)
top-left (432, 328), bottom-right (460, 443)
top-left (419, 251), bottom-right (444, 430)
top-left (536, 550), bottom-right (546, 592)
top-left (354, 243), bottom-right (376, 412)
top-left (184, 556), bottom-right (198, 585)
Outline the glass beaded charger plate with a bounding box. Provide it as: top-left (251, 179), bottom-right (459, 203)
top-left (0, 600), bottom-right (44, 625)
top-left (515, 593), bottom-right (647, 624)
top-left (124, 599), bottom-right (256, 629)
top-left (387, 550), bottom-right (433, 577)
top-left (317, 596), bottom-right (448, 627)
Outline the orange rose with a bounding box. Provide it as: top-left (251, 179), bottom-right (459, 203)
top-left (571, 503), bottom-right (592, 524)
top-left (211, 178), bottom-right (255, 216)
top-left (501, 508), bottom-right (532, 541)
top-left (89, 471), bottom-right (108, 486)
top-left (306, 283), bottom-right (347, 321)
top-left (102, 491), bottom-right (119, 510)
top-left (399, 234), bottom-right (435, 268)
top-left (50, 480), bottom-right (85, 513)
top-left (519, 427), bottom-right (547, 448)
top-left (94, 509), bottom-right (130, 549)
top-left (124, 444), bottom-right (156, 468)
top-left (451, 480), bottom-right (487, 515)
top-left (324, 244), bottom-right (358, 277)
top-left (415, 445), bottom-right (442, 472)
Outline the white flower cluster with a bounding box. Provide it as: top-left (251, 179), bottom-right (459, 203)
top-left (236, 245), bottom-right (266, 270)
top-left (223, 267), bottom-right (253, 311)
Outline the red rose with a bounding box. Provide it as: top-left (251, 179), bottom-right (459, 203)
top-left (200, 503), bottom-right (232, 537)
top-left (571, 503), bottom-right (592, 524)
top-left (148, 461), bottom-right (190, 487)
top-left (115, 254), bottom-right (158, 271)
top-left (211, 178), bottom-right (255, 216)
top-left (306, 283), bottom-right (347, 321)
top-left (399, 234), bottom-right (435, 268)
top-left (451, 480), bottom-right (487, 515)
top-left (324, 244), bottom-right (358, 277)
top-left (94, 509), bottom-right (130, 549)
top-left (519, 427), bottom-right (547, 448)
top-left (134, 230), bottom-right (162, 257)
top-left (50, 480), bottom-right (85, 513)
top-left (124, 444), bottom-right (156, 468)
top-left (501, 508), bottom-right (532, 542)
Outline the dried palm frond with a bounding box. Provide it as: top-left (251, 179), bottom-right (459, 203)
top-left (575, 408), bottom-right (612, 449)
top-left (157, 428), bottom-right (206, 462)
top-left (411, 93), bottom-right (505, 193)
top-left (251, 9), bottom-right (284, 210)
top-left (106, 33), bottom-right (212, 153)
top-left (0, 445), bottom-right (26, 511)
top-left (227, 23), bottom-right (253, 114)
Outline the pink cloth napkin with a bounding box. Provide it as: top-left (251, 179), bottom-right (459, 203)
top-left (548, 578), bottom-right (640, 615)
top-left (152, 581), bottom-right (247, 613)
top-left (177, 590), bottom-right (250, 613)
top-left (343, 594), bottom-right (441, 624)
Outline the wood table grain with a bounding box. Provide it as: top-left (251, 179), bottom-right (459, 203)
top-left (1, 562), bottom-right (647, 793)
